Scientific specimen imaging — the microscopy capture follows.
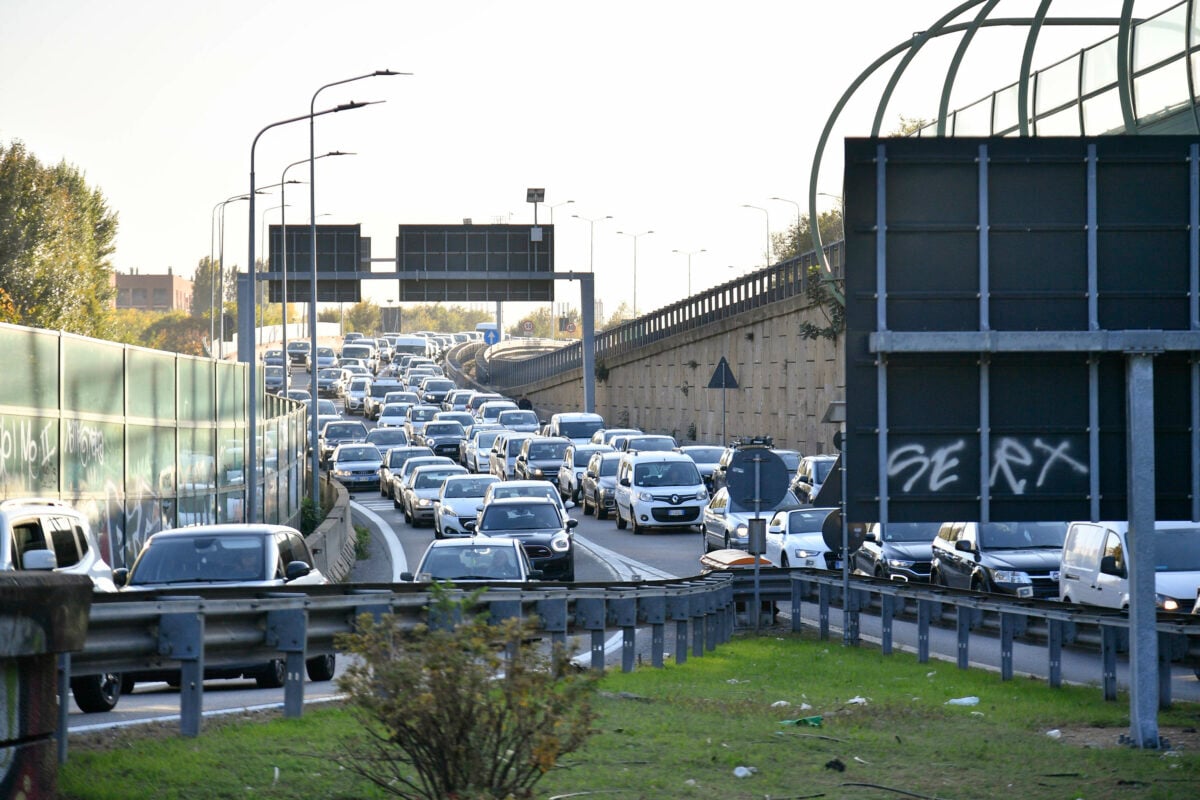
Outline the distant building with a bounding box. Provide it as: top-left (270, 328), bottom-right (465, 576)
top-left (114, 268), bottom-right (193, 312)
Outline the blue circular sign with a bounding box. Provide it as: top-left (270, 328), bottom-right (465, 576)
top-left (483, 328), bottom-right (500, 345)
top-left (725, 448), bottom-right (790, 511)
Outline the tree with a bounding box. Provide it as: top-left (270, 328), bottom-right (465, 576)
top-left (344, 300), bottom-right (381, 334)
top-left (770, 208), bottom-right (844, 263)
top-left (600, 302), bottom-right (633, 330)
top-left (0, 140), bottom-right (118, 337)
top-left (335, 587), bottom-right (598, 800)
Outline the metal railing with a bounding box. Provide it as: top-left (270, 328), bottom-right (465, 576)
top-left (485, 242), bottom-right (845, 388)
top-left (60, 566), bottom-right (1200, 760)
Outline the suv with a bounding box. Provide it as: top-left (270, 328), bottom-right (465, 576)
top-left (791, 455), bottom-right (838, 504)
top-left (613, 452), bottom-right (708, 535)
top-left (851, 521), bottom-right (939, 582)
top-left (514, 436), bottom-right (570, 482)
top-left (930, 521), bottom-right (1067, 598)
top-left (0, 498), bottom-right (121, 712)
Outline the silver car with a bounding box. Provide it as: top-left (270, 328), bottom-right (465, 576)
top-left (703, 486), bottom-right (802, 552)
top-left (401, 464), bottom-right (468, 527)
top-left (433, 473), bottom-right (501, 538)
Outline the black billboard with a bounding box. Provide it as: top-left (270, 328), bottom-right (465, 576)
top-left (844, 136), bottom-right (1200, 523)
top-left (264, 223), bottom-right (363, 303)
top-left (395, 224), bottom-right (555, 302)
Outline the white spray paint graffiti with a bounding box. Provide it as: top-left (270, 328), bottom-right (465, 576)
top-left (888, 437), bottom-right (1089, 495)
top-left (0, 416), bottom-right (57, 489)
top-left (65, 418), bottom-right (107, 469)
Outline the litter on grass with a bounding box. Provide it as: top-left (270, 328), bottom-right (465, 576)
top-left (733, 766), bottom-right (757, 778)
top-left (846, 696), bottom-right (868, 705)
top-left (945, 696), bottom-right (980, 706)
top-left (781, 715), bottom-right (824, 727)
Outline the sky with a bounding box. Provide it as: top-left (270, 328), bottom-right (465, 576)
top-left (0, 0), bottom-right (1174, 324)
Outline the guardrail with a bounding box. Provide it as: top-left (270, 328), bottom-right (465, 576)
top-left (485, 241), bottom-right (845, 388)
top-left (60, 568), bottom-right (1200, 760)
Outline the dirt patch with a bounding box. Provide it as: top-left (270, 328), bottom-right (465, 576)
top-left (1052, 725), bottom-right (1200, 751)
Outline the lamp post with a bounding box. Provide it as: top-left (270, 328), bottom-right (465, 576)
top-left (246, 101), bottom-right (378, 524)
top-left (617, 230), bottom-right (653, 316)
top-left (741, 204), bottom-right (771, 269)
top-left (672, 248), bottom-right (706, 297)
top-left (816, 192), bottom-right (846, 240)
top-left (548, 199), bottom-right (574, 223)
top-left (572, 213), bottom-right (613, 273)
top-left (309, 70), bottom-right (407, 509)
top-left (260, 203), bottom-right (290, 359)
top-left (279, 152), bottom-right (350, 397)
top-left (769, 196), bottom-right (802, 259)
top-left (211, 194), bottom-right (250, 358)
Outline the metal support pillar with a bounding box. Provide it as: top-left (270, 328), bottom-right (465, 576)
top-left (880, 594), bottom-right (895, 655)
top-left (579, 274), bottom-right (596, 413)
top-left (917, 600), bottom-right (931, 663)
top-left (1000, 613), bottom-right (1016, 681)
top-left (956, 606), bottom-right (971, 670)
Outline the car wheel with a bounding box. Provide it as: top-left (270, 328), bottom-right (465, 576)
top-left (615, 508), bottom-right (627, 530)
top-left (631, 516), bottom-right (643, 536)
top-left (393, 493), bottom-right (402, 510)
top-left (596, 495), bottom-right (608, 521)
top-left (723, 534), bottom-right (731, 550)
top-left (379, 481), bottom-right (387, 497)
top-left (971, 575), bottom-right (988, 593)
top-left (71, 672), bottom-right (123, 713)
top-left (305, 654), bottom-right (336, 682)
top-left (256, 659), bottom-right (286, 689)
top-left (573, 487), bottom-right (582, 503)
top-left (781, 553), bottom-right (790, 568)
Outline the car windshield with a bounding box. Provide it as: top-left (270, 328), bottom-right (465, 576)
top-left (475, 431), bottom-right (502, 448)
top-left (411, 407), bottom-right (437, 421)
top-left (338, 446), bottom-right (380, 462)
top-left (318, 368), bottom-right (341, 379)
top-left (315, 400), bottom-right (336, 415)
top-left (1155, 528), bottom-right (1200, 570)
top-left (425, 423), bottom-right (465, 437)
top-left (573, 449), bottom-right (599, 466)
top-left (326, 423), bottom-right (366, 438)
top-left (349, 379), bottom-right (370, 391)
top-left (443, 478), bottom-right (497, 498)
top-left (507, 438), bottom-right (529, 456)
top-left (130, 535), bottom-right (265, 585)
top-left (783, 508), bottom-right (835, 533)
top-left (480, 504), bottom-right (562, 531)
top-left (729, 490), bottom-right (800, 514)
top-left (499, 411), bottom-right (538, 426)
top-left (491, 485), bottom-right (557, 504)
top-left (265, 366), bottom-right (284, 378)
top-left (879, 522), bottom-right (942, 543)
top-left (419, 544), bottom-right (521, 581)
top-left (528, 441), bottom-right (568, 459)
top-left (630, 437), bottom-right (675, 451)
top-left (317, 347), bottom-right (334, 357)
top-left (367, 430), bottom-right (408, 446)
top-left (978, 522), bottom-right (1067, 550)
top-left (633, 461), bottom-right (700, 487)
top-left (381, 404), bottom-right (410, 416)
top-left (559, 419), bottom-right (604, 439)
top-left (425, 379), bottom-right (454, 391)
top-left (774, 451), bottom-right (802, 472)
top-left (415, 470), bottom-right (459, 489)
top-left (683, 447), bottom-right (724, 463)
top-left (597, 457), bottom-right (620, 477)
top-left (387, 449), bottom-right (423, 467)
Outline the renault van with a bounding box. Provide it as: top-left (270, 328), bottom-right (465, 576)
top-left (1059, 521), bottom-right (1200, 612)
top-left (613, 451), bottom-right (708, 535)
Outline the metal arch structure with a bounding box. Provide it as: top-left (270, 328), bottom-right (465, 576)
top-left (807, 0), bottom-right (1200, 269)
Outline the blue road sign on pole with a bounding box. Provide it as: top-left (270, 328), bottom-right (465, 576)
top-left (483, 327), bottom-right (500, 345)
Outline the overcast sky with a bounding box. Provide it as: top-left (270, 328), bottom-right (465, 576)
top-left (0, 0), bottom-right (1172, 321)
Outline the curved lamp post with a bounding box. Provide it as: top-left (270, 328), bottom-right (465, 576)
top-left (769, 196), bottom-right (802, 258)
top-left (246, 100), bottom-right (378, 523)
top-left (211, 193), bottom-right (251, 358)
top-left (572, 213), bottom-right (613, 273)
top-left (673, 248), bottom-right (706, 297)
top-left (308, 70), bottom-right (408, 508)
top-left (617, 230), bottom-right (653, 316)
top-left (741, 204), bottom-right (771, 269)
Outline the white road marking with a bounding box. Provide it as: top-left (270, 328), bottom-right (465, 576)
top-left (351, 499), bottom-right (408, 580)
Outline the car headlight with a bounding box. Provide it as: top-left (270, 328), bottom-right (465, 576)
top-left (794, 548), bottom-right (821, 558)
top-left (426, 438), bottom-right (439, 446)
top-left (887, 558), bottom-right (916, 568)
top-left (531, 468), bottom-right (543, 477)
top-left (695, 489), bottom-right (708, 501)
top-left (333, 469), bottom-right (350, 477)
top-left (442, 507), bottom-right (458, 518)
top-left (1156, 594), bottom-right (1181, 612)
top-left (550, 534), bottom-right (571, 553)
top-left (734, 523), bottom-right (748, 539)
top-left (637, 491), bottom-right (654, 502)
top-left (418, 498), bottom-right (432, 507)
top-left (990, 570), bottom-right (1032, 585)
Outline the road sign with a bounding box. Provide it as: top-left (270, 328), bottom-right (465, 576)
top-left (522, 320), bottom-right (534, 334)
top-left (567, 321), bottom-right (576, 333)
top-left (482, 328), bottom-right (500, 345)
top-left (707, 356), bottom-right (739, 389)
top-left (725, 448), bottom-right (789, 512)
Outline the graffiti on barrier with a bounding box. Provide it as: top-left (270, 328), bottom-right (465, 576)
top-left (887, 436), bottom-right (1089, 495)
top-left (0, 416), bottom-right (57, 491)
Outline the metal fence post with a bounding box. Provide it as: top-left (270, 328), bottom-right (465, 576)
top-left (638, 592), bottom-right (667, 668)
top-left (880, 594), bottom-right (895, 655)
top-left (666, 593), bottom-right (690, 665)
top-left (266, 606), bottom-right (309, 718)
top-left (159, 611), bottom-right (205, 737)
top-left (575, 597), bottom-right (608, 673)
top-left (1000, 613), bottom-right (1016, 681)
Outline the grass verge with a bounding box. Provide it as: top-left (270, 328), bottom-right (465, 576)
top-left (59, 628), bottom-right (1200, 799)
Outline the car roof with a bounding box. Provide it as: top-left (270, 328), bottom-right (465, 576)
top-left (151, 523), bottom-right (300, 539)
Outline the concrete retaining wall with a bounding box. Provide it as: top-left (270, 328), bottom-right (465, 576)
top-left (305, 477), bottom-right (357, 583)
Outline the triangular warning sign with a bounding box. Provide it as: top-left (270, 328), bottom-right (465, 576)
top-left (707, 356), bottom-right (739, 389)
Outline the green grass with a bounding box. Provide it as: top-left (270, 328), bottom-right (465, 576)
top-left (59, 630), bottom-right (1200, 800)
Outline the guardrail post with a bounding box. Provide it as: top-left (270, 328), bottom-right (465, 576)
top-left (704, 586), bottom-right (719, 652)
top-left (790, 576), bottom-right (807, 634)
top-left (845, 588), bottom-right (861, 645)
top-left (956, 606), bottom-right (972, 670)
top-left (720, 581), bottom-right (735, 643)
top-left (57, 654), bottom-right (71, 765)
top-left (690, 594), bottom-right (705, 657)
top-left (916, 600), bottom-right (931, 663)
top-left (159, 611), bottom-right (205, 737)
top-left (666, 593), bottom-right (689, 665)
top-left (488, 593), bottom-right (524, 662)
top-left (266, 606), bottom-right (309, 719)
top-left (1101, 625), bottom-right (1119, 701)
top-left (536, 597), bottom-right (569, 649)
top-left (1000, 613), bottom-right (1016, 681)
top-left (351, 588), bottom-right (394, 625)
top-left (817, 583), bottom-right (831, 641)
top-left (638, 592), bottom-right (666, 668)
top-left (575, 597), bottom-right (608, 673)
top-left (607, 595), bottom-right (637, 673)
top-left (1048, 619), bottom-right (1064, 688)
top-left (880, 594), bottom-right (895, 655)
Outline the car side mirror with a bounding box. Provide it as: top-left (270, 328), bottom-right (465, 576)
top-left (865, 532), bottom-right (880, 543)
top-left (112, 567), bottom-right (129, 587)
top-left (585, 471), bottom-right (596, 479)
top-left (954, 539), bottom-right (975, 553)
top-left (711, 507), bottom-right (726, 516)
top-left (1100, 555), bottom-right (1126, 577)
top-left (284, 560), bottom-right (312, 581)
top-left (566, 518), bottom-right (579, 530)
top-left (620, 477), bottom-right (631, 487)
top-left (768, 524), bottom-right (784, 535)
top-left (400, 571), bottom-right (415, 582)
top-left (463, 520), bottom-right (477, 532)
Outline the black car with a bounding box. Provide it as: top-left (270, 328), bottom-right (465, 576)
top-left (514, 436), bottom-right (570, 482)
top-left (852, 522), bottom-right (939, 582)
top-left (417, 421), bottom-right (467, 459)
top-left (465, 496), bottom-right (576, 581)
top-left (930, 521), bottom-right (1066, 598)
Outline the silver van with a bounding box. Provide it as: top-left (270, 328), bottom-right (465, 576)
top-left (1059, 521), bottom-right (1200, 612)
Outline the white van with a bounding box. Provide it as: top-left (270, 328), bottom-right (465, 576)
top-left (613, 451), bottom-right (708, 535)
top-left (547, 412), bottom-right (605, 445)
top-left (1059, 521), bottom-right (1200, 612)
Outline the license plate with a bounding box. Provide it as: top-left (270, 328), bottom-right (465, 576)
top-left (667, 509), bottom-right (684, 516)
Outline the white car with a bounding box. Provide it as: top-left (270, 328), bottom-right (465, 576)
top-left (344, 376), bottom-right (372, 415)
top-left (401, 535), bottom-right (538, 583)
top-left (612, 452), bottom-right (707, 534)
top-left (377, 403), bottom-right (413, 429)
top-left (433, 473), bottom-right (501, 538)
top-left (764, 507), bottom-right (840, 570)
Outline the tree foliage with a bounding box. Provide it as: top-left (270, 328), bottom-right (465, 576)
top-left (770, 208), bottom-right (844, 263)
top-left (190, 256), bottom-right (239, 320)
top-left (335, 586), bottom-right (599, 800)
top-left (0, 140), bottom-right (118, 337)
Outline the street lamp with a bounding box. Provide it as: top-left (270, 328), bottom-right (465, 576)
top-left (816, 192), bottom-right (846, 240)
top-left (210, 193), bottom-right (251, 358)
top-left (260, 203), bottom-right (290, 355)
top-left (741, 204), bottom-right (771, 269)
top-left (548, 199), bottom-right (574, 223)
top-left (769, 196), bottom-right (802, 259)
top-left (309, 70), bottom-right (408, 510)
top-left (246, 100), bottom-right (380, 524)
top-left (279, 152), bottom-right (350, 396)
top-left (572, 213), bottom-right (613, 273)
top-left (672, 248), bottom-right (706, 297)
top-left (617, 230), bottom-right (653, 317)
